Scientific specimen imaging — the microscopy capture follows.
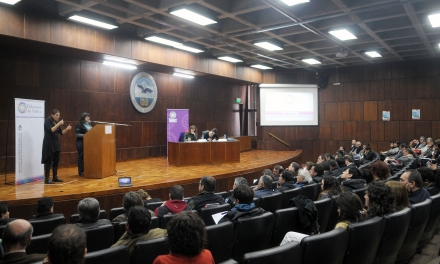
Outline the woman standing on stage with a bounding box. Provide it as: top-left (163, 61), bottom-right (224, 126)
top-left (41, 109), bottom-right (71, 184)
top-left (75, 112), bottom-right (92, 177)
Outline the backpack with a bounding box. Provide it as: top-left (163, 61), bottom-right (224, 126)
top-left (289, 195), bottom-right (320, 234)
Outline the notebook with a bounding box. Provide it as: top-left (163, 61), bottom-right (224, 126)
top-left (118, 177), bottom-right (133, 187)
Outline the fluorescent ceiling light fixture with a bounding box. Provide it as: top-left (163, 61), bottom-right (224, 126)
top-left (68, 15), bottom-right (117, 30)
top-left (218, 56), bottom-right (243, 63)
top-left (280, 0), bottom-right (310, 6)
top-left (428, 14), bottom-right (440, 28)
top-left (365, 51), bottom-right (382, 58)
top-left (0, 0), bottom-right (20, 4)
top-left (173, 45), bottom-right (204, 53)
top-left (254, 41), bottom-right (283, 51)
top-left (302, 58), bottom-right (321, 65)
top-left (170, 8), bottom-right (217, 26)
top-left (173, 73), bottom-right (194, 79)
top-left (329, 29), bottom-right (357, 41)
top-left (145, 36), bottom-right (182, 47)
top-left (102, 61), bottom-right (137, 70)
top-left (251, 64), bottom-right (273, 70)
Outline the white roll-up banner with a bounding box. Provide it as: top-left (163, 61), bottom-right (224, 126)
top-left (15, 98), bottom-right (45, 184)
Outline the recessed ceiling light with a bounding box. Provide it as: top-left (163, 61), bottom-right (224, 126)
top-left (218, 56), bottom-right (243, 63)
top-left (329, 29), bottom-right (357, 41)
top-left (254, 41), bottom-right (283, 51)
top-left (145, 36), bottom-right (182, 47)
top-left (170, 8), bottom-right (217, 26)
top-left (68, 15), bottom-right (118, 30)
top-left (428, 14), bottom-right (440, 28)
top-left (102, 61), bottom-right (137, 70)
top-left (280, 0), bottom-right (310, 6)
top-left (173, 73), bottom-right (194, 79)
top-left (302, 59), bottom-right (321, 65)
top-left (251, 64), bottom-right (273, 70)
top-left (0, 0), bottom-right (20, 4)
top-left (173, 45), bottom-right (204, 53)
top-left (365, 51), bottom-right (382, 58)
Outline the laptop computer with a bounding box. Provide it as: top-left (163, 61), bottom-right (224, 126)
top-left (118, 177), bottom-right (133, 187)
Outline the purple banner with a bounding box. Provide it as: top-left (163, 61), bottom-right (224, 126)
top-left (167, 109), bottom-right (189, 157)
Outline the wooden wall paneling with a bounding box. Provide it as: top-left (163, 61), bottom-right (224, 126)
top-left (296, 127), bottom-right (310, 140)
top-left (120, 147), bottom-right (136, 160)
top-left (378, 141), bottom-right (393, 152)
top-left (25, 11), bottom-right (50, 42)
top-left (343, 122), bottom-right (356, 140)
top-left (357, 81), bottom-right (371, 102)
top-left (40, 56), bottom-right (62, 89)
top-left (301, 140), bottom-right (315, 162)
top-left (319, 86), bottom-right (333, 103)
top-left (198, 57), bottom-right (210, 74)
top-left (343, 82), bottom-right (358, 102)
top-left (156, 72), bottom-right (173, 98)
top-left (107, 93), bottom-right (125, 122)
top-left (408, 99), bottom-right (422, 120)
top-left (80, 61), bottom-right (99, 92)
top-left (350, 102), bottom-right (364, 121)
top-left (432, 122), bottom-right (440, 140)
top-left (114, 33), bottom-right (132, 58)
top-left (405, 60), bottom-right (424, 78)
top-left (94, 29), bottom-right (115, 54)
top-left (142, 121), bottom-right (157, 147)
top-left (0, 6), bottom-right (23, 38)
top-left (49, 88), bottom-right (71, 121)
top-left (377, 62), bottom-right (392, 80)
top-left (62, 58), bottom-right (81, 90)
top-left (15, 54), bottom-right (39, 87)
top-left (363, 64), bottom-right (378, 81)
top-left (384, 121), bottom-right (400, 141)
top-left (422, 99), bottom-right (440, 121)
top-left (364, 101), bottom-right (377, 121)
top-left (274, 72), bottom-right (296, 84)
top-left (356, 122), bottom-right (371, 142)
top-left (131, 39), bottom-right (149, 61)
top-left (392, 61), bottom-right (406, 79)
top-left (377, 100), bottom-right (391, 121)
top-left (114, 69), bottom-right (131, 95)
top-left (319, 122), bottom-right (332, 140)
top-left (331, 85), bottom-right (344, 103)
top-left (174, 98), bottom-right (191, 112)
top-left (69, 91), bottom-right (91, 121)
top-left (143, 97), bottom-right (174, 122)
top-left (414, 76), bottom-right (435, 99)
top-left (235, 66), bottom-right (247, 81)
top-left (414, 121), bottom-right (431, 139)
top-left (262, 71), bottom-right (275, 84)
top-left (368, 142), bottom-right (378, 152)
top-left (190, 80), bottom-right (208, 102)
top-left (370, 121), bottom-right (385, 142)
top-left (324, 103), bottom-right (338, 121)
top-left (399, 121), bottom-right (415, 143)
top-left (157, 121), bottom-right (167, 146)
top-left (337, 102), bottom-right (350, 121)
top-left (422, 59), bottom-right (439, 77)
top-left (285, 126), bottom-right (296, 141)
top-left (249, 68), bottom-right (262, 83)
top-left (331, 122), bottom-right (344, 140)
top-left (177, 77), bottom-right (191, 100)
top-left (50, 20), bottom-right (95, 51)
top-left (98, 64), bottom-right (115, 93)
top-left (384, 79), bottom-right (400, 100)
top-left (399, 78), bottom-right (414, 100)
top-left (391, 100), bottom-right (408, 121)
top-left (370, 80), bottom-right (385, 101)
top-left (87, 91), bottom-right (109, 122)
top-left (325, 140), bottom-right (338, 155)
top-left (317, 140), bottom-right (327, 157)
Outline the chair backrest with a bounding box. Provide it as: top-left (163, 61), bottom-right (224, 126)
top-left (206, 221), bottom-right (234, 263)
top-left (160, 214), bottom-right (174, 229)
top-left (326, 195), bottom-right (340, 232)
top-left (343, 216), bottom-right (385, 264)
top-left (281, 188), bottom-right (302, 208)
top-left (26, 233), bottom-right (51, 254)
top-left (302, 183), bottom-right (319, 201)
top-left (300, 227), bottom-right (349, 264)
top-left (258, 192), bottom-right (283, 214)
top-left (199, 204), bottom-right (231, 226)
top-left (215, 191), bottom-right (229, 199)
top-left (178, 131), bottom-right (185, 142)
top-left (272, 181), bottom-right (278, 189)
top-left (373, 207), bottom-right (412, 264)
top-left (85, 245), bottom-right (129, 264)
top-left (352, 187), bottom-right (368, 206)
top-left (242, 240), bottom-right (302, 264)
top-left (419, 193), bottom-right (440, 248)
top-left (150, 216), bottom-right (159, 229)
top-left (314, 198), bottom-right (332, 233)
top-left (396, 199), bottom-right (431, 263)
top-left (28, 215), bottom-right (66, 236)
top-left (253, 197), bottom-right (259, 207)
top-left (71, 210), bottom-right (107, 224)
top-left (146, 201), bottom-right (163, 212)
top-left (270, 207), bottom-right (303, 247)
top-left (232, 212), bottom-right (274, 261)
top-left (133, 237), bottom-right (169, 264)
top-left (110, 207), bottom-right (125, 222)
top-left (84, 224), bottom-right (115, 252)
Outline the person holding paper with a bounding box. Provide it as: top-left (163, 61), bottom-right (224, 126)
top-left (184, 125), bottom-right (198, 141)
top-left (75, 112), bottom-right (92, 177)
top-left (41, 109), bottom-right (71, 184)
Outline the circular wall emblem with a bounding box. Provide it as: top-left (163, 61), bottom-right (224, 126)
top-left (18, 102), bottom-right (27, 113)
top-left (130, 72), bottom-right (158, 113)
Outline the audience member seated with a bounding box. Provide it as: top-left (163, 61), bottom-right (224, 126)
top-left (350, 141), bottom-right (363, 155)
top-left (154, 185), bottom-right (190, 218)
top-left (410, 136), bottom-right (426, 150)
top-left (32, 197), bottom-right (63, 220)
top-left (400, 170), bottom-right (431, 204)
top-left (112, 206), bottom-right (166, 260)
top-left (392, 143), bottom-right (408, 160)
top-left (153, 211), bottom-right (214, 264)
top-left (0, 219), bottom-right (46, 264)
top-left (362, 168), bottom-right (374, 184)
top-left (309, 164), bottom-right (324, 184)
top-left (316, 154), bottom-right (326, 164)
top-left (419, 167), bottom-right (440, 195)
top-left (187, 176), bottom-right (225, 211)
top-left (341, 167), bottom-right (366, 192)
top-left (381, 141), bottom-right (400, 157)
top-left (46, 224), bottom-right (86, 264)
top-left (272, 165), bottom-right (283, 182)
top-left (184, 125), bottom-right (198, 141)
top-left (253, 169), bottom-right (273, 186)
top-left (280, 191), bottom-right (364, 246)
top-left (0, 203), bottom-right (15, 226)
top-left (219, 185), bottom-right (265, 225)
top-left (364, 181), bottom-right (396, 218)
top-left (337, 146), bottom-right (347, 157)
top-left (206, 128), bottom-right (219, 142)
top-left (276, 170), bottom-right (296, 192)
top-left (385, 181), bottom-right (410, 211)
top-left (328, 160), bottom-right (340, 176)
top-left (322, 161), bottom-right (332, 177)
top-left (362, 144), bottom-right (375, 163)
top-left (318, 176), bottom-right (343, 200)
top-left (113, 192), bottom-right (147, 224)
top-left (348, 139), bottom-right (357, 154)
top-left (368, 161), bottom-right (390, 181)
top-left (421, 137), bottom-right (434, 157)
top-left (287, 162), bottom-right (300, 176)
top-left (344, 156), bottom-right (357, 168)
top-left (388, 148), bottom-right (416, 170)
top-left (225, 177), bottom-right (249, 208)
top-left (76, 198), bottom-right (111, 229)
top-left (137, 189), bottom-right (162, 205)
top-left (324, 153), bottom-right (335, 161)
top-left (296, 169), bottom-right (312, 187)
top-left (332, 157), bottom-right (346, 176)
top-left (253, 175), bottom-right (275, 199)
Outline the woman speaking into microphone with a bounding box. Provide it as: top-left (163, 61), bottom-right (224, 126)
top-left (75, 112), bottom-right (92, 177)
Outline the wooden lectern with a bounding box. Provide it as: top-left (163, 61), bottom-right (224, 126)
top-left (84, 124), bottom-right (116, 179)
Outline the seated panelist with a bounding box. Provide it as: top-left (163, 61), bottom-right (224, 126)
top-left (207, 128), bottom-right (219, 141)
top-left (184, 125), bottom-right (198, 141)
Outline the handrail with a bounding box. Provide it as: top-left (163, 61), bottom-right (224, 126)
top-left (268, 133), bottom-right (291, 147)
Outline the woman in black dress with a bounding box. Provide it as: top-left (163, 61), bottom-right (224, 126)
top-left (41, 109), bottom-right (71, 184)
top-left (75, 112), bottom-right (92, 177)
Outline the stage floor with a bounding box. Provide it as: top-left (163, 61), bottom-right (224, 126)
top-left (0, 150), bottom-right (301, 206)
